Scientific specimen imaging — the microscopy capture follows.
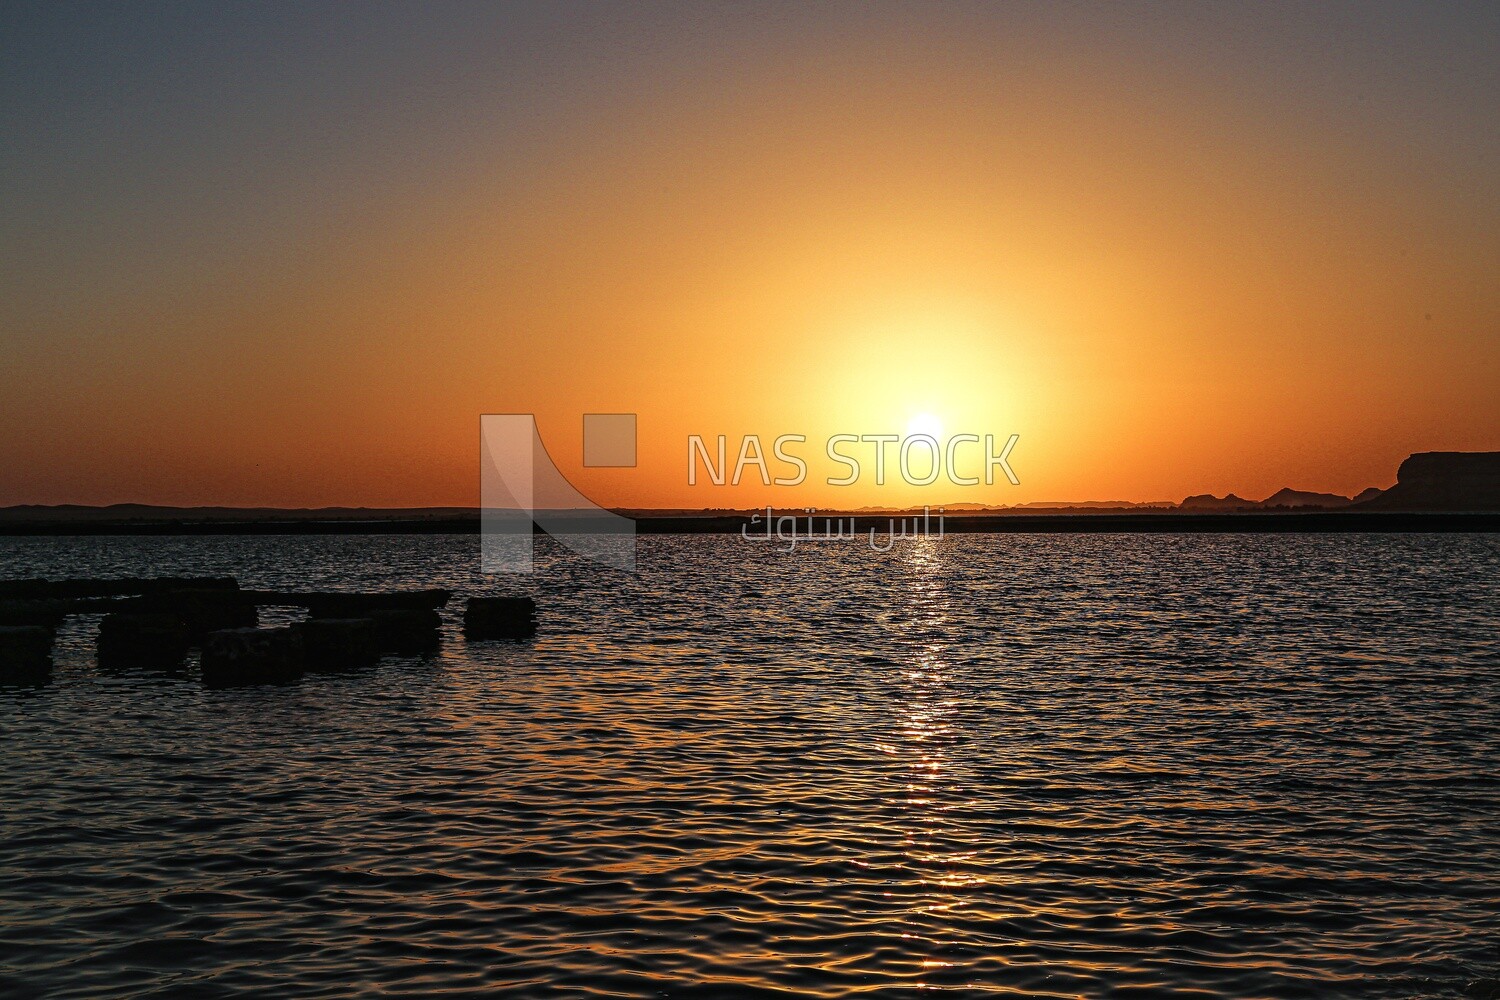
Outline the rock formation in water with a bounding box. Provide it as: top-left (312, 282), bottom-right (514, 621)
top-left (465, 596), bottom-right (538, 640)
top-left (0, 626), bottom-right (53, 684)
top-left (98, 613), bottom-right (191, 670)
top-left (296, 618), bottom-right (383, 672)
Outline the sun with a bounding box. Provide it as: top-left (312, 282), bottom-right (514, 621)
top-left (905, 412), bottom-right (944, 441)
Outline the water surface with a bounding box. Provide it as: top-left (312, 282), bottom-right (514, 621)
top-left (1, 533), bottom-right (1497, 998)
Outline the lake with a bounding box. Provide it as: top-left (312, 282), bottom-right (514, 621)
top-left (1, 533), bottom-right (1497, 998)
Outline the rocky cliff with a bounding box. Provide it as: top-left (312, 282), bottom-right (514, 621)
top-left (1353, 452), bottom-right (1500, 511)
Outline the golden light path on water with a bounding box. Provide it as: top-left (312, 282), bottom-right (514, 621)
top-left (895, 538), bottom-right (976, 984)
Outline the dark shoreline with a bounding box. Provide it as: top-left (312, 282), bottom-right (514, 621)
top-left (1, 512), bottom-right (1496, 535)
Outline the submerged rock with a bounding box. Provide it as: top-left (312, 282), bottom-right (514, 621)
top-left (464, 596), bottom-right (537, 640)
top-left (296, 618), bottom-right (382, 671)
top-left (200, 627), bottom-right (303, 688)
top-left (97, 613), bottom-right (191, 670)
top-left (0, 626), bottom-right (54, 684)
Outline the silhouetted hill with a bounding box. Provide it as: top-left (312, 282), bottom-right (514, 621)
top-left (1257, 488), bottom-right (1353, 509)
top-left (1179, 488), bottom-right (1377, 511)
top-left (1180, 493), bottom-right (1255, 511)
top-left (1353, 452), bottom-right (1500, 511)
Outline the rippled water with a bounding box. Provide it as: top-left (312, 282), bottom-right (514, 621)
top-left (1, 533), bottom-right (1497, 998)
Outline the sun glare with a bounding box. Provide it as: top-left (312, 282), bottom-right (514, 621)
top-left (906, 412), bottom-right (944, 441)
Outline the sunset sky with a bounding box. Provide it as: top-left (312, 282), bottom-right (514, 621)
top-left (3, 2), bottom-right (1497, 509)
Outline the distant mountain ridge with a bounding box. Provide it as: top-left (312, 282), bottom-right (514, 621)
top-left (1175, 452), bottom-right (1500, 512)
top-left (2, 452), bottom-right (1496, 520)
top-left (1011, 500), bottom-right (1174, 510)
top-left (1181, 488), bottom-right (1370, 511)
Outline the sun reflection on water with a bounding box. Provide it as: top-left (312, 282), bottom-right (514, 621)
top-left (888, 537), bottom-right (995, 986)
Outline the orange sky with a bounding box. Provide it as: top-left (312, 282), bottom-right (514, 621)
top-left (3, 5), bottom-right (1497, 509)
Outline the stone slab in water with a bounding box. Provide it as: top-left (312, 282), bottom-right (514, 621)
top-left (98, 613), bottom-right (191, 670)
top-left (369, 608), bottom-right (441, 654)
top-left (464, 596), bottom-right (537, 640)
top-left (239, 589), bottom-right (452, 615)
top-left (0, 577), bottom-right (239, 600)
top-left (131, 591), bottom-right (258, 642)
top-left (0, 626), bottom-right (55, 684)
top-left (200, 627), bottom-right (303, 689)
top-left (297, 618), bottom-right (382, 671)
top-left (0, 599), bottom-right (71, 628)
